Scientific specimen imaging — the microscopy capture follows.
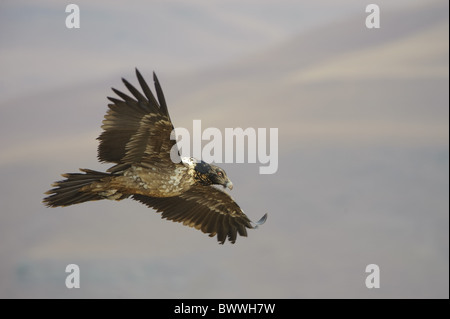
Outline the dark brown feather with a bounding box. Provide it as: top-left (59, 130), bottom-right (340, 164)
top-left (153, 72), bottom-right (170, 118)
top-left (132, 186), bottom-right (257, 244)
top-left (136, 68), bottom-right (160, 108)
top-left (97, 69), bottom-right (179, 168)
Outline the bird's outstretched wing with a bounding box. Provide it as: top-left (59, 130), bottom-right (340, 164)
top-left (97, 68), bottom-right (178, 172)
top-left (132, 186), bottom-right (267, 244)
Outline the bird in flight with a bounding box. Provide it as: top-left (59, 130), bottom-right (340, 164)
top-left (43, 69), bottom-right (267, 244)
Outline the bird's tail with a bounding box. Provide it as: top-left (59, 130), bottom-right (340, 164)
top-left (43, 169), bottom-right (112, 207)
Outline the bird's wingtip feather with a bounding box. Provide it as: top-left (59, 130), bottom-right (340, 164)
top-left (252, 213), bottom-right (268, 229)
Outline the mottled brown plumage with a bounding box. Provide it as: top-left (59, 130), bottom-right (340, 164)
top-left (43, 69), bottom-right (267, 244)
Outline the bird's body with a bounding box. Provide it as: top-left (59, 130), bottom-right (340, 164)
top-left (93, 164), bottom-right (194, 198)
top-left (43, 69), bottom-right (267, 244)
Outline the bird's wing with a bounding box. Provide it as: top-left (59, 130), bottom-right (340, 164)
top-left (132, 186), bottom-right (267, 244)
top-left (97, 68), bottom-right (179, 171)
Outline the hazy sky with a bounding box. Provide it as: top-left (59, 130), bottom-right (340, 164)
top-left (0, 0), bottom-right (448, 299)
top-left (0, 0), bottom-right (416, 101)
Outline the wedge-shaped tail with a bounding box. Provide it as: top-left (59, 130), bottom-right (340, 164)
top-left (43, 169), bottom-right (111, 207)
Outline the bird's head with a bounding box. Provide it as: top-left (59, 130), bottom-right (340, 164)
top-left (192, 160), bottom-right (233, 190)
top-left (208, 164), bottom-right (233, 190)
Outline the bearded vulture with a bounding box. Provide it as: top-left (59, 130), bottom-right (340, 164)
top-left (43, 69), bottom-right (267, 244)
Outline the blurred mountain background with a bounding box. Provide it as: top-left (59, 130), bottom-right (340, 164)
top-left (0, 0), bottom-right (448, 298)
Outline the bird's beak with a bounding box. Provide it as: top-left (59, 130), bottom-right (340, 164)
top-left (225, 180), bottom-right (233, 190)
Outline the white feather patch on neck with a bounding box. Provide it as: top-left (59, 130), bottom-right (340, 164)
top-left (181, 157), bottom-right (198, 169)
